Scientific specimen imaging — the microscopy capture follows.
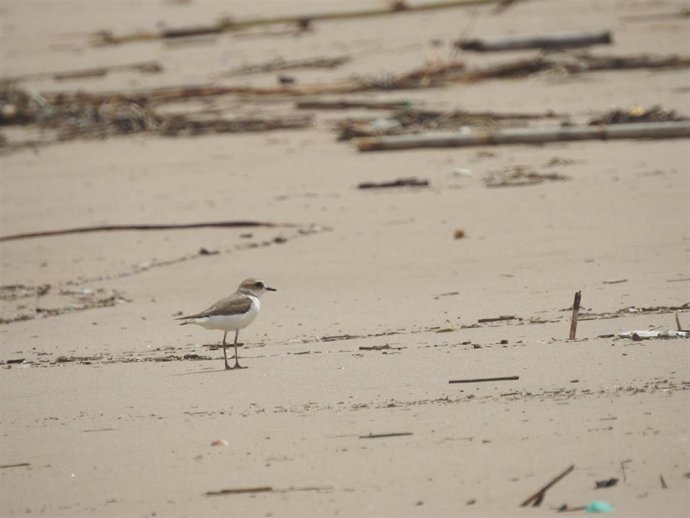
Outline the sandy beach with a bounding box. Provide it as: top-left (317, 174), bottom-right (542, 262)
top-left (1, 0), bottom-right (689, 516)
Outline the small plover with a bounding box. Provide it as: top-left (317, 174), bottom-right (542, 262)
top-left (176, 278), bottom-right (276, 370)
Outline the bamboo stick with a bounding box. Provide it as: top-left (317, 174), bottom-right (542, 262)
top-left (357, 121), bottom-right (690, 151)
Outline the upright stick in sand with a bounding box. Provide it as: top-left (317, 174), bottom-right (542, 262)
top-left (569, 290), bottom-right (581, 340)
top-left (176, 278), bottom-right (277, 370)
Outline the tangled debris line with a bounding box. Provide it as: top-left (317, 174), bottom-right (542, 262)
top-left (335, 108), bottom-right (561, 140)
top-left (0, 84), bottom-right (312, 151)
top-left (484, 165), bottom-right (569, 187)
top-left (0, 284), bottom-right (130, 325)
top-left (588, 105), bottom-right (687, 126)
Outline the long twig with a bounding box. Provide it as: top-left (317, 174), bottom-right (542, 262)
top-left (449, 376), bottom-right (519, 384)
top-left (93, 0), bottom-right (496, 45)
top-left (520, 464), bottom-right (575, 507)
top-left (0, 221), bottom-right (292, 242)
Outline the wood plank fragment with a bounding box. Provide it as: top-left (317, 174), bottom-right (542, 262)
top-left (569, 291), bottom-right (581, 340)
top-left (359, 432), bottom-right (413, 439)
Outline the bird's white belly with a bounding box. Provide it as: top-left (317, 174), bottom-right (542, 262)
top-left (194, 298), bottom-right (260, 331)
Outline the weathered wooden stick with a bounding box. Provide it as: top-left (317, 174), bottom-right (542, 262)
top-left (478, 315), bottom-right (517, 323)
top-left (357, 177), bottom-right (429, 189)
top-left (520, 464), bottom-right (575, 507)
top-left (0, 221), bottom-right (289, 242)
top-left (357, 121), bottom-right (690, 151)
top-left (449, 376), bottom-right (519, 384)
top-left (296, 99), bottom-right (411, 110)
top-left (93, 0), bottom-right (496, 45)
top-left (458, 30), bottom-right (612, 52)
top-left (205, 486), bottom-right (273, 496)
top-left (360, 432), bottom-right (413, 439)
top-left (569, 291), bottom-right (581, 340)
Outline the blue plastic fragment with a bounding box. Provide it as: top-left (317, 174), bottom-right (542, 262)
top-left (586, 500), bottom-right (615, 513)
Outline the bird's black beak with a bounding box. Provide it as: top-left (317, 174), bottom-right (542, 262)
top-left (266, 286), bottom-right (277, 292)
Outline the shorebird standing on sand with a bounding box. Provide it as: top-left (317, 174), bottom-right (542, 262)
top-left (176, 278), bottom-right (276, 370)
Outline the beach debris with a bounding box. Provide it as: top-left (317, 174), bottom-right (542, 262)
top-left (356, 120), bottom-right (690, 151)
top-left (357, 177), bottom-right (429, 189)
top-left (0, 220), bottom-right (288, 242)
top-left (595, 478), bottom-right (618, 489)
top-left (358, 344), bottom-right (403, 351)
top-left (459, 53), bottom-right (690, 83)
top-left (359, 432), bottom-right (413, 439)
top-left (603, 278), bottom-right (627, 284)
top-left (586, 500), bottom-right (614, 513)
top-left (484, 165), bottom-right (568, 187)
top-left (457, 30), bottom-right (612, 52)
top-left (198, 247), bottom-right (219, 256)
top-left (620, 460), bottom-right (631, 484)
top-left (6, 359), bottom-right (25, 364)
top-left (92, 0), bottom-right (495, 45)
top-left (1, 61), bottom-right (163, 83)
top-left (449, 376), bottom-right (519, 384)
top-left (454, 229), bottom-right (466, 239)
top-left (660, 474), bottom-right (668, 489)
top-left (337, 108), bottom-right (561, 140)
top-left (589, 105), bottom-right (687, 126)
top-left (205, 486), bottom-right (273, 496)
top-left (158, 114), bottom-right (312, 137)
top-left (0, 463), bottom-right (30, 469)
top-left (569, 291), bottom-right (582, 340)
top-left (221, 55), bottom-right (350, 77)
top-left (478, 315), bottom-right (518, 323)
top-left (211, 439), bottom-right (229, 447)
top-left (617, 330), bottom-right (688, 340)
top-left (296, 98), bottom-right (411, 111)
top-left (520, 464), bottom-right (575, 507)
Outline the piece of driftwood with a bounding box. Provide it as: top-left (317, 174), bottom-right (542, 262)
top-left (520, 465), bottom-right (575, 507)
top-left (449, 376), bottom-right (519, 384)
top-left (0, 463), bottom-right (30, 469)
top-left (206, 486), bottom-right (273, 496)
top-left (477, 315), bottom-right (517, 323)
top-left (458, 30), bottom-right (612, 52)
top-left (360, 432), bottom-right (413, 439)
top-left (356, 121), bottom-right (690, 151)
top-left (0, 221), bottom-right (289, 242)
top-left (357, 177), bottom-right (429, 189)
top-left (296, 99), bottom-right (411, 110)
top-left (222, 56), bottom-right (350, 77)
top-left (569, 291), bottom-right (581, 340)
top-left (93, 0), bottom-right (495, 45)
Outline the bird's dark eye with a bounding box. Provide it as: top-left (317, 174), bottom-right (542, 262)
top-left (256, 282), bottom-right (264, 289)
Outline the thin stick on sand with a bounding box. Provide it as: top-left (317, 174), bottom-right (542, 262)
top-left (449, 376), bottom-right (519, 384)
top-left (520, 464), bottom-right (575, 507)
top-left (569, 291), bottom-right (582, 340)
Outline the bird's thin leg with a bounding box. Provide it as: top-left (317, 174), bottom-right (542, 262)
top-left (222, 331), bottom-right (231, 370)
top-left (231, 329), bottom-right (247, 369)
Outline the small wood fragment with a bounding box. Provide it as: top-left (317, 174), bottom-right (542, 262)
top-left (296, 99), bottom-right (410, 110)
top-left (569, 291), bottom-right (581, 340)
top-left (478, 315), bottom-right (517, 323)
top-left (357, 177), bottom-right (429, 189)
top-left (449, 376), bottom-right (519, 384)
top-left (0, 463), bottom-right (30, 469)
top-left (660, 474), bottom-right (668, 489)
top-left (520, 464), bottom-right (575, 507)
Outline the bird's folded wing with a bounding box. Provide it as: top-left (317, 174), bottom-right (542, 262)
top-left (176, 293), bottom-right (252, 320)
